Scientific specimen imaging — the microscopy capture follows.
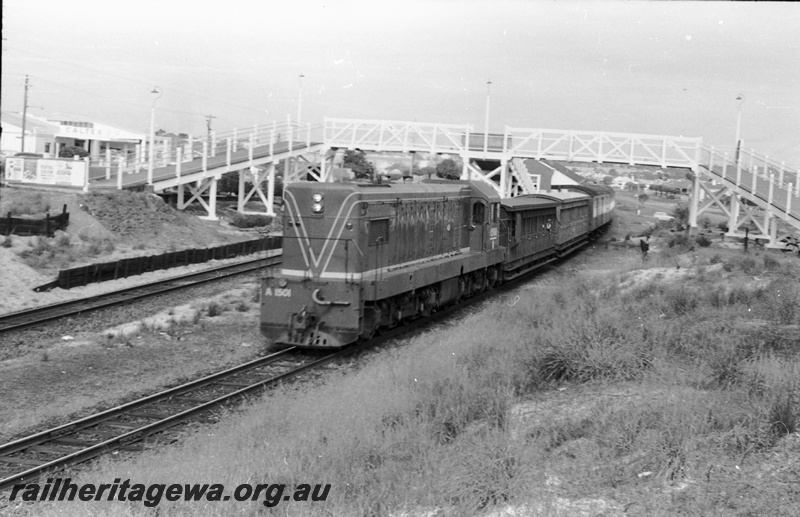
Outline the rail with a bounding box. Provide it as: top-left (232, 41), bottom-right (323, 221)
top-left (0, 254), bottom-right (281, 335)
top-left (0, 348), bottom-right (349, 491)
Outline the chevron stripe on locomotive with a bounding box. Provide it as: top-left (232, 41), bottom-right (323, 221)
top-left (260, 180), bottom-right (614, 349)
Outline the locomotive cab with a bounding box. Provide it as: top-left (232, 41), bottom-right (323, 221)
top-left (261, 182), bottom-right (364, 348)
top-left (468, 182), bottom-right (501, 253)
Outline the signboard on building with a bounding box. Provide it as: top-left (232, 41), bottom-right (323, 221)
top-left (5, 157), bottom-right (86, 187)
top-left (55, 122), bottom-right (145, 142)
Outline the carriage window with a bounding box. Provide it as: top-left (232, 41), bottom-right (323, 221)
top-left (472, 202), bottom-right (485, 225)
top-left (368, 219), bottom-right (390, 246)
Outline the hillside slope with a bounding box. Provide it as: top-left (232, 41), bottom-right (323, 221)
top-left (0, 187), bottom-right (270, 314)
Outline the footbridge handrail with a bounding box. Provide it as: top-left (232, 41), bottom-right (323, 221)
top-left (87, 121), bottom-right (325, 181)
top-left (323, 118), bottom-right (474, 154)
top-left (697, 143), bottom-right (799, 227)
top-left (503, 126), bottom-right (703, 169)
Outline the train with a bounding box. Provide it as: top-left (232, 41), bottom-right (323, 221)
top-left (260, 178), bottom-right (614, 349)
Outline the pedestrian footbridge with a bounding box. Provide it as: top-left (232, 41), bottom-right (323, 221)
top-left (79, 117), bottom-right (797, 247)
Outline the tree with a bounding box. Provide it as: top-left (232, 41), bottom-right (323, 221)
top-left (602, 175), bottom-right (614, 186)
top-left (387, 162), bottom-right (410, 176)
top-left (637, 193), bottom-right (649, 203)
top-left (672, 204), bottom-right (690, 226)
top-left (436, 159), bottom-right (460, 180)
top-left (343, 150), bottom-right (375, 180)
top-left (418, 165), bottom-right (437, 179)
top-left (58, 146), bottom-right (89, 158)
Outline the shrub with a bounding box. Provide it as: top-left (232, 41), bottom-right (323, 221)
top-left (1, 235), bottom-right (12, 248)
top-left (59, 145), bottom-right (89, 158)
top-left (54, 231), bottom-right (71, 247)
top-left (668, 234), bottom-right (689, 248)
top-left (766, 282), bottom-right (799, 325)
top-left (230, 213), bottom-right (273, 228)
top-left (1, 192), bottom-right (51, 215)
top-left (207, 301), bottom-right (223, 317)
top-left (695, 234), bottom-right (712, 247)
top-left (738, 257), bottom-right (757, 273)
top-left (762, 254), bottom-right (780, 270)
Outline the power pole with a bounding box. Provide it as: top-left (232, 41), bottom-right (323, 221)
top-left (21, 75), bottom-right (30, 153)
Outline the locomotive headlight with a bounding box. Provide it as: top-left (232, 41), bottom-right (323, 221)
top-left (277, 278), bottom-right (288, 288)
top-left (311, 193), bottom-right (324, 213)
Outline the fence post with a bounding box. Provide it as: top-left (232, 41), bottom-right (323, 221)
top-left (83, 157), bottom-right (91, 192)
top-left (5, 212), bottom-right (11, 237)
top-left (177, 147), bottom-right (182, 182)
top-left (117, 157), bottom-right (124, 190)
top-left (45, 212), bottom-right (50, 237)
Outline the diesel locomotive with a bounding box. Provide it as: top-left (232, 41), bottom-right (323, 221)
top-left (260, 179), bottom-right (613, 349)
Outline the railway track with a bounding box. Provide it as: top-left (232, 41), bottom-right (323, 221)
top-left (0, 254), bottom-right (282, 335)
top-left (0, 346), bottom-right (347, 492)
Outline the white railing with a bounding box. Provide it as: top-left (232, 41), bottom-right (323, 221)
top-left (503, 127), bottom-right (703, 169)
top-left (324, 118), bottom-right (473, 154)
top-left (88, 120), bottom-right (325, 184)
top-left (698, 144), bottom-right (799, 226)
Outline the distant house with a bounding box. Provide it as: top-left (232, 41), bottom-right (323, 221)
top-left (518, 159), bottom-right (583, 192)
top-left (611, 176), bottom-right (634, 189)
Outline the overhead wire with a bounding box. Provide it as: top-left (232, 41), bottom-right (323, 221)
top-left (3, 45), bottom-right (278, 116)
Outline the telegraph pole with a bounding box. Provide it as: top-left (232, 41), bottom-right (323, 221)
top-left (21, 75), bottom-right (30, 153)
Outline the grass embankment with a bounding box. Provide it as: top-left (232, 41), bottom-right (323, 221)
top-left (9, 243), bottom-right (800, 516)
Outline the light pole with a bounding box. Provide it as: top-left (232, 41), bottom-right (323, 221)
top-left (148, 86), bottom-right (163, 185)
top-left (297, 73), bottom-right (305, 123)
top-left (734, 94), bottom-right (744, 164)
top-left (483, 80), bottom-right (492, 152)
top-left (21, 75), bottom-right (30, 153)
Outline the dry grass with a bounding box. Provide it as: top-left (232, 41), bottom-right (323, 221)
top-left (8, 241), bottom-right (800, 516)
top-left (16, 232), bottom-right (117, 268)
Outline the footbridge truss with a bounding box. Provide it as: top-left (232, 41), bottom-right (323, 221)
top-left (323, 118), bottom-right (702, 194)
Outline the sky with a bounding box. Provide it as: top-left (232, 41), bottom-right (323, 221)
top-left (2, 0), bottom-right (799, 167)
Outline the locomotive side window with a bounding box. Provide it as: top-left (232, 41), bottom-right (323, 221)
top-left (472, 202), bottom-right (485, 225)
top-left (368, 218), bottom-right (390, 246)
